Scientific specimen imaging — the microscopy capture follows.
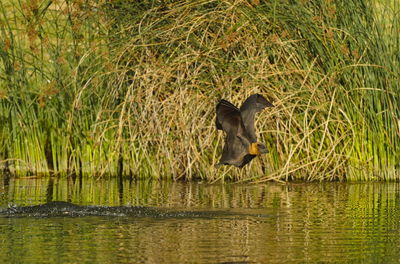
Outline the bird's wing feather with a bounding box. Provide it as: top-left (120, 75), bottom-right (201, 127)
top-left (216, 99), bottom-right (240, 134)
top-left (239, 94), bottom-right (273, 142)
top-left (218, 134), bottom-right (248, 167)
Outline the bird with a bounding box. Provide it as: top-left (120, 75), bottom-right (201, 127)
top-left (215, 94), bottom-right (273, 168)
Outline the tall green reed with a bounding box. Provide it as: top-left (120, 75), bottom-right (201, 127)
top-left (0, 0), bottom-right (398, 181)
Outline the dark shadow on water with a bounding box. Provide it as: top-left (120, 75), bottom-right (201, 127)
top-left (0, 201), bottom-right (271, 219)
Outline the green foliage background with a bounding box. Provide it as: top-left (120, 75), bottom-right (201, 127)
top-left (0, 0), bottom-right (399, 181)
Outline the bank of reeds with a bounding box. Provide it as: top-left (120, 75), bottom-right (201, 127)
top-left (0, 0), bottom-right (399, 181)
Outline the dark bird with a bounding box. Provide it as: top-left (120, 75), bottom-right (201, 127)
top-left (215, 94), bottom-right (273, 168)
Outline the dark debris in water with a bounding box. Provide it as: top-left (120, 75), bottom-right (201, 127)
top-left (0, 201), bottom-right (268, 219)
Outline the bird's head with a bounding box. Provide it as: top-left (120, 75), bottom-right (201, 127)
top-left (249, 142), bottom-right (268, 155)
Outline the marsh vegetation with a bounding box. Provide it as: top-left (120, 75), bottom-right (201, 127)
top-left (0, 0), bottom-right (399, 181)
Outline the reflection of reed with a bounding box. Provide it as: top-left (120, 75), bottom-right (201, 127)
top-left (2, 180), bottom-right (400, 263)
top-left (5, 178), bottom-right (400, 212)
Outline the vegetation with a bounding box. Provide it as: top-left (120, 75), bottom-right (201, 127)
top-left (0, 0), bottom-right (399, 181)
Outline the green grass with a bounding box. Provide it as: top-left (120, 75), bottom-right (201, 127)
top-left (0, 0), bottom-right (399, 181)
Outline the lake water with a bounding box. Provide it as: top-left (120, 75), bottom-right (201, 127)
top-left (1, 176), bottom-right (400, 263)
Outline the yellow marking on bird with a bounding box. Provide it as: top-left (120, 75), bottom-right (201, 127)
top-left (248, 142), bottom-right (260, 155)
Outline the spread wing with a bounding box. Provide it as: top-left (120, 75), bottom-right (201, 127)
top-left (216, 99), bottom-right (249, 167)
top-left (216, 99), bottom-right (240, 134)
top-left (239, 94), bottom-right (273, 142)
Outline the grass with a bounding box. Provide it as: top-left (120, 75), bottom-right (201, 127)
top-left (0, 0), bottom-right (399, 181)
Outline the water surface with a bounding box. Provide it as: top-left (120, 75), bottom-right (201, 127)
top-left (1, 176), bottom-right (400, 263)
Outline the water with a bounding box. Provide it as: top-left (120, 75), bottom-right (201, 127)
top-left (1, 176), bottom-right (400, 263)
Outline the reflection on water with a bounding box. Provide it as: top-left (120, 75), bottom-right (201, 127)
top-left (1, 176), bottom-right (400, 263)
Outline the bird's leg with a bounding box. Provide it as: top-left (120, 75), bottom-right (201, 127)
top-left (259, 155), bottom-right (267, 175)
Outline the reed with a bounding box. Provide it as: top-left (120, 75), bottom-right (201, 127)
top-left (0, 0), bottom-right (399, 181)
